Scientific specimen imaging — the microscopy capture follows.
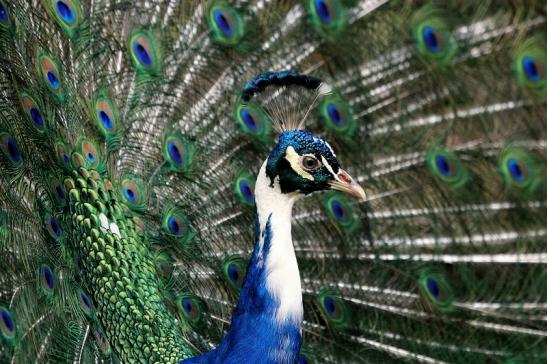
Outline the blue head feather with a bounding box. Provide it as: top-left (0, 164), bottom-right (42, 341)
top-left (266, 130), bottom-right (340, 195)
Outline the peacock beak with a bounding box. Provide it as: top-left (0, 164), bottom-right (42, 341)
top-left (328, 169), bottom-right (366, 200)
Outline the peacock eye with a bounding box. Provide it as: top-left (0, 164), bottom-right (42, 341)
top-left (302, 155), bottom-right (321, 171)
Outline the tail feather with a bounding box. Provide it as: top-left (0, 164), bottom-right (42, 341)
top-left (1, 0), bottom-right (546, 363)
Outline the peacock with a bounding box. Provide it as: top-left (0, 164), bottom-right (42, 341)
top-left (0, 0), bottom-right (546, 363)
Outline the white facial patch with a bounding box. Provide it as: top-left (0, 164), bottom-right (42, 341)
top-left (284, 146), bottom-right (314, 181)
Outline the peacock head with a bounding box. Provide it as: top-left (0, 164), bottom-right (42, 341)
top-left (265, 129), bottom-right (365, 199)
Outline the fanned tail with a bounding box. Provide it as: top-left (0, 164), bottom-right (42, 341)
top-left (1, 1), bottom-right (546, 363)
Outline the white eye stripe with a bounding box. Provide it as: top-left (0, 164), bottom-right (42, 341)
top-left (321, 156), bottom-right (337, 178)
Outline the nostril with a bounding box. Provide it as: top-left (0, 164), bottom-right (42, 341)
top-left (338, 171), bottom-right (352, 184)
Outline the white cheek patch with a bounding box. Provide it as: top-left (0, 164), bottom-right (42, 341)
top-left (284, 146), bottom-right (314, 181)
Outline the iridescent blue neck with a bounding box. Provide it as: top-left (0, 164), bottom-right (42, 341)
top-left (184, 161), bottom-right (303, 364)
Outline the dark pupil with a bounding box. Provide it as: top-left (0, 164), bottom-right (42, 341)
top-left (332, 201), bottom-right (346, 221)
top-left (169, 217), bottom-right (180, 235)
top-left (239, 180), bottom-right (253, 201)
top-left (168, 143), bottom-right (183, 164)
top-left (241, 109), bottom-right (257, 132)
top-left (422, 26), bottom-right (440, 52)
top-left (304, 157), bottom-right (316, 168)
top-left (47, 71), bottom-right (60, 89)
top-left (522, 56), bottom-right (540, 82)
top-left (508, 159), bottom-right (524, 181)
top-left (316, 0), bottom-right (331, 23)
top-left (435, 155), bottom-right (451, 177)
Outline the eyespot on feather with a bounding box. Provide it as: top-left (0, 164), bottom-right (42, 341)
top-left (163, 133), bottom-right (194, 173)
top-left (234, 102), bottom-right (271, 142)
top-left (47, 0), bottom-right (82, 36)
top-left (176, 293), bottom-right (205, 328)
top-left (39, 265), bottom-right (56, 294)
top-left (0, 132), bottom-right (22, 165)
top-left (36, 53), bottom-right (65, 100)
top-left (234, 173), bottom-right (255, 205)
top-left (129, 30), bottom-right (161, 75)
top-left (307, 0), bottom-right (347, 38)
top-left (0, 306), bottom-right (16, 343)
top-left (222, 255), bottom-right (247, 291)
top-left (208, 1), bottom-right (245, 46)
top-left (426, 149), bottom-right (469, 188)
top-left (418, 269), bottom-right (454, 311)
top-left (411, 5), bottom-right (457, 65)
top-left (20, 93), bottom-right (46, 131)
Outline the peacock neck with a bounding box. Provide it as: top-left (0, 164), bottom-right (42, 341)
top-left (253, 160), bottom-right (303, 323)
top-left (197, 161), bottom-right (303, 363)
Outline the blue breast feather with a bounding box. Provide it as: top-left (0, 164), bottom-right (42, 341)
top-left (182, 214), bottom-right (302, 364)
